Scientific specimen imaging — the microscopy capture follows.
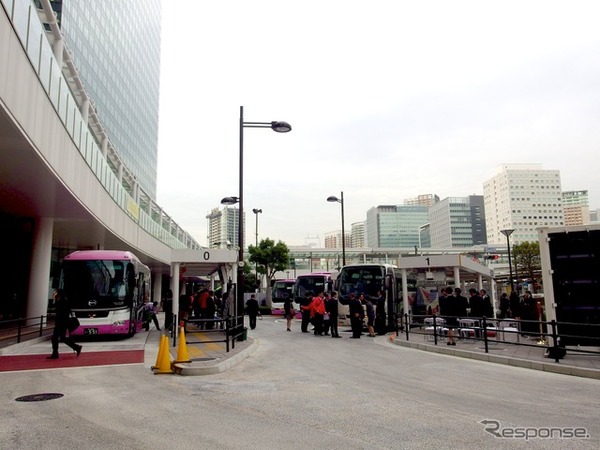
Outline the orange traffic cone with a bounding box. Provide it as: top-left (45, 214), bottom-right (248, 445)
top-left (174, 326), bottom-right (191, 363)
top-left (153, 335), bottom-right (173, 374)
top-left (152, 334), bottom-right (165, 370)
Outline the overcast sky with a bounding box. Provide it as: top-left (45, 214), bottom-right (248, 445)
top-left (156, 0), bottom-right (600, 248)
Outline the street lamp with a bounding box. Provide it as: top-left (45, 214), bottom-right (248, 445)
top-left (252, 208), bottom-right (262, 248)
top-left (224, 106), bottom-right (291, 339)
top-left (501, 229), bottom-right (515, 293)
top-left (327, 191), bottom-right (346, 267)
top-left (252, 208), bottom-right (262, 289)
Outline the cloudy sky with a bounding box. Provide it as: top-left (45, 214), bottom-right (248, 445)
top-left (157, 0), bottom-right (600, 247)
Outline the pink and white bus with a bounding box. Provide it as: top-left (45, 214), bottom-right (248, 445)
top-left (61, 250), bottom-right (151, 336)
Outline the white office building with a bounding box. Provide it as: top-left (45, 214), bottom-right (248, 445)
top-left (206, 207), bottom-right (244, 249)
top-left (483, 164), bottom-right (564, 245)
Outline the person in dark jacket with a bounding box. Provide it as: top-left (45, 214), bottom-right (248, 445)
top-left (348, 293), bottom-right (364, 339)
top-left (325, 292), bottom-right (341, 338)
top-left (374, 290), bottom-right (386, 335)
top-left (47, 289), bottom-right (82, 359)
top-left (438, 287), bottom-right (456, 345)
top-left (245, 294), bottom-right (260, 330)
top-left (300, 293), bottom-right (313, 333)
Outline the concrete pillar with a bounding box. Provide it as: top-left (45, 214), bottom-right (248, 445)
top-left (453, 266), bottom-right (461, 287)
top-left (401, 268), bottom-right (409, 317)
top-left (26, 218), bottom-right (54, 322)
top-left (171, 263), bottom-right (180, 322)
top-left (477, 274), bottom-right (483, 290)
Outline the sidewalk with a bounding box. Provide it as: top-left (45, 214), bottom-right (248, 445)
top-left (390, 333), bottom-right (600, 380)
top-left (0, 325), bottom-right (257, 375)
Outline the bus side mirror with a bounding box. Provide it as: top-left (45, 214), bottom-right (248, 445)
top-left (333, 279), bottom-right (339, 291)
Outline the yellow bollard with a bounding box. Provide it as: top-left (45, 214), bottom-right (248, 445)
top-left (153, 335), bottom-right (173, 374)
top-left (174, 326), bottom-right (191, 363)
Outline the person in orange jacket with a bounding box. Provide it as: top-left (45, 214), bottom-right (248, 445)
top-left (309, 292), bottom-right (326, 335)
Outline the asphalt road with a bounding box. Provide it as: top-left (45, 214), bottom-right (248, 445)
top-left (1, 316), bottom-right (598, 449)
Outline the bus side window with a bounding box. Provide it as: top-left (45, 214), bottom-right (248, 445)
top-left (125, 263), bottom-right (135, 306)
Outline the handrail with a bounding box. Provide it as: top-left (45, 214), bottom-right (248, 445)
top-left (0, 315), bottom-right (51, 347)
top-left (400, 313), bottom-right (600, 364)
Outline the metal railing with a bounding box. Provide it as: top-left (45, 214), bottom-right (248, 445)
top-left (397, 313), bottom-right (600, 363)
top-left (168, 314), bottom-right (246, 353)
top-left (0, 315), bottom-right (52, 348)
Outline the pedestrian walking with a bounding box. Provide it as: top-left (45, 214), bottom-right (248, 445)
top-left (246, 294), bottom-right (260, 330)
top-left (283, 295), bottom-right (295, 331)
top-left (47, 289), bottom-right (82, 359)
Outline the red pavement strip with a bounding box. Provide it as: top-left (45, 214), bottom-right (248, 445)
top-left (0, 350), bottom-right (145, 372)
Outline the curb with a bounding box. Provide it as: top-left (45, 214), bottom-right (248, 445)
top-left (173, 338), bottom-right (258, 376)
top-left (391, 338), bottom-right (600, 380)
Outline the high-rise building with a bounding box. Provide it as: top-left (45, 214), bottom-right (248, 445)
top-left (48, 0), bottom-right (162, 198)
top-left (429, 196), bottom-right (487, 248)
top-left (483, 164), bottom-right (564, 245)
top-left (350, 221), bottom-right (365, 248)
top-left (365, 205), bottom-right (429, 248)
top-left (324, 230), bottom-right (351, 249)
top-left (562, 190), bottom-right (590, 226)
top-left (591, 208), bottom-right (600, 223)
top-left (206, 207), bottom-right (244, 249)
top-left (404, 194), bottom-right (440, 207)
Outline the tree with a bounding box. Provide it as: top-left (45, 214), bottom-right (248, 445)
top-left (248, 239), bottom-right (290, 307)
top-left (513, 241), bottom-right (541, 292)
top-left (242, 262), bottom-right (260, 293)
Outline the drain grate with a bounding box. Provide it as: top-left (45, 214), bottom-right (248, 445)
top-left (190, 357), bottom-right (217, 362)
top-left (15, 393), bottom-right (64, 402)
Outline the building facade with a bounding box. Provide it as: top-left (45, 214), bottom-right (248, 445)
top-left (324, 230), bottom-right (351, 249)
top-left (50, 0), bottom-right (162, 198)
top-left (483, 164), bottom-right (564, 245)
top-left (350, 221), bottom-right (365, 248)
top-left (404, 194), bottom-right (440, 207)
top-left (206, 207), bottom-right (244, 249)
top-left (365, 205), bottom-right (429, 248)
top-left (562, 190), bottom-right (590, 226)
top-left (429, 196), bottom-right (487, 248)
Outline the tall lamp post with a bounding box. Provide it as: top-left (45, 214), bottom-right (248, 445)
top-left (222, 106), bottom-right (291, 338)
top-left (327, 191), bottom-right (346, 267)
top-left (501, 229), bottom-right (515, 293)
top-left (252, 208), bottom-right (262, 289)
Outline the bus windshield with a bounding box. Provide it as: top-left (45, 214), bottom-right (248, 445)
top-left (272, 280), bottom-right (294, 300)
top-left (295, 275), bottom-right (328, 298)
top-left (338, 266), bottom-right (384, 298)
top-left (63, 259), bottom-right (132, 309)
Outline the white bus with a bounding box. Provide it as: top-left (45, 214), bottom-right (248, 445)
top-left (271, 279), bottom-right (295, 315)
top-left (335, 263), bottom-right (416, 330)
